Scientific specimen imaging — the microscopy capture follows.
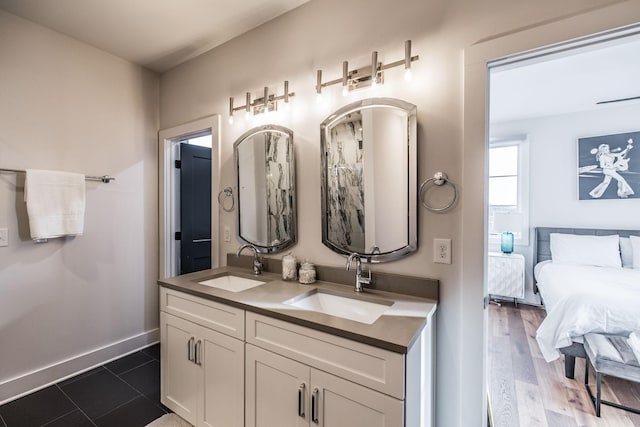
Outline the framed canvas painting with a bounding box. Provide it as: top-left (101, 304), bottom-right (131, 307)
top-left (577, 131), bottom-right (639, 200)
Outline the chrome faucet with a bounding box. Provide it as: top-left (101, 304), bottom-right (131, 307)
top-left (346, 253), bottom-right (371, 293)
top-left (236, 243), bottom-right (263, 275)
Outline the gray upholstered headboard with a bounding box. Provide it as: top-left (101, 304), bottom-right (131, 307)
top-left (535, 227), bottom-right (639, 265)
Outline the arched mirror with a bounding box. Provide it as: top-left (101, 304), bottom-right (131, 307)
top-left (320, 98), bottom-right (417, 262)
top-left (234, 125), bottom-right (296, 253)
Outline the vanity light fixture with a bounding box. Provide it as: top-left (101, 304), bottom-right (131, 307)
top-left (315, 40), bottom-right (419, 95)
top-left (342, 61), bottom-right (349, 97)
top-left (228, 81), bottom-right (295, 124)
top-left (404, 40), bottom-right (413, 81)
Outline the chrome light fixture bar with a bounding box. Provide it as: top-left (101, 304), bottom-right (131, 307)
top-left (229, 81), bottom-right (295, 124)
top-left (316, 40), bottom-right (419, 95)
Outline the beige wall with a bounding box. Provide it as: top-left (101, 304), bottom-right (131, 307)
top-left (160, 0), bottom-right (637, 425)
top-left (0, 0), bottom-right (633, 422)
top-left (0, 10), bottom-right (159, 402)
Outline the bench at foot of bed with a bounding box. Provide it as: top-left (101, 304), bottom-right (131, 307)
top-left (584, 333), bottom-right (640, 417)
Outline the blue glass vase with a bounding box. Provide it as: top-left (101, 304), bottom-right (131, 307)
top-left (500, 231), bottom-right (514, 254)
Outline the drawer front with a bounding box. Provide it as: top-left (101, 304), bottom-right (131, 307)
top-left (160, 287), bottom-right (244, 340)
top-left (246, 312), bottom-right (404, 399)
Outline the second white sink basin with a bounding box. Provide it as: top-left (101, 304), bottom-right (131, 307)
top-left (284, 289), bottom-right (393, 324)
top-left (198, 274), bottom-right (266, 292)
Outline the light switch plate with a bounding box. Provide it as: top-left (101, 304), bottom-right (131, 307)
top-left (224, 226), bottom-right (231, 242)
top-left (0, 228), bottom-right (8, 247)
top-left (433, 238), bottom-right (451, 264)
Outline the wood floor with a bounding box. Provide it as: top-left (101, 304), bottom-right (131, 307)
top-left (488, 303), bottom-right (640, 427)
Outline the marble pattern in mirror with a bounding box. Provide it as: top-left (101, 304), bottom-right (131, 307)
top-left (234, 125), bottom-right (296, 253)
top-left (321, 98), bottom-right (417, 262)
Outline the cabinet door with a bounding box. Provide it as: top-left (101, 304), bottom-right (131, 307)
top-left (161, 312), bottom-right (199, 425)
top-left (246, 344), bottom-right (309, 427)
top-left (311, 369), bottom-right (403, 427)
top-left (199, 326), bottom-right (244, 427)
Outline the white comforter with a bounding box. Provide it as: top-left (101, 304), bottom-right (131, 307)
top-left (535, 262), bottom-right (640, 362)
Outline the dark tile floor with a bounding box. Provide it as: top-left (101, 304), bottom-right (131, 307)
top-left (0, 344), bottom-right (168, 427)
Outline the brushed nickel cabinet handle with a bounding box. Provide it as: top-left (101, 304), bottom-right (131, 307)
top-left (194, 340), bottom-right (202, 366)
top-left (187, 337), bottom-right (195, 362)
top-left (298, 383), bottom-right (306, 417)
top-left (311, 387), bottom-right (319, 424)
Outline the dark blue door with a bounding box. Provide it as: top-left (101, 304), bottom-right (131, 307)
top-left (180, 143), bottom-right (212, 274)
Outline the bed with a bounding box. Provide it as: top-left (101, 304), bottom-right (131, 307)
top-left (534, 227), bottom-right (640, 378)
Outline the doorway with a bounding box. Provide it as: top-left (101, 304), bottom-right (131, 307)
top-left (159, 116), bottom-right (221, 279)
top-left (484, 26), bottom-right (640, 426)
top-left (178, 136), bottom-right (212, 274)
top-left (460, 6), bottom-right (640, 424)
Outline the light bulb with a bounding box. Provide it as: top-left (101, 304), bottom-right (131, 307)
top-left (342, 86), bottom-right (349, 97)
top-left (404, 68), bottom-right (413, 81)
top-left (316, 93), bottom-right (323, 103)
top-left (228, 115), bottom-right (234, 125)
top-left (245, 111), bottom-right (251, 120)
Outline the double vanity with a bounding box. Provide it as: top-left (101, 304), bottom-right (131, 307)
top-left (158, 265), bottom-right (437, 427)
top-left (158, 97), bottom-right (436, 426)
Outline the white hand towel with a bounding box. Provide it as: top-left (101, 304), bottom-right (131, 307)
top-left (628, 331), bottom-right (640, 364)
top-left (24, 169), bottom-right (86, 240)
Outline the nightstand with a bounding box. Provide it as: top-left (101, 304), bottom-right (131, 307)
top-left (488, 252), bottom-right (525, 304)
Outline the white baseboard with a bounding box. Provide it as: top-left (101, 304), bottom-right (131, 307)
top-left (0, 328), bottom-right (160, 405)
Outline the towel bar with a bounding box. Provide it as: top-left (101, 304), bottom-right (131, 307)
top-left (0, 168), bottom-right (115, 183)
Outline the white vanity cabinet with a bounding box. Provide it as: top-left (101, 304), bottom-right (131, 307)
top-left (160, 287), bottom-right (245, 427)
top-left (245, 312), bottom-right (434, 427)
top-left (159, 287), bottom-right (436, 427)
top-left (246, 344), bottom-right (403, 427)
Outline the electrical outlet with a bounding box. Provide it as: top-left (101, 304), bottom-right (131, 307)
top-left (0, 228), bottom-right (8, 247)
top-left (224, 226), bottom-right (231, 242)
top-left (433, 238), bottom-right (451, 264)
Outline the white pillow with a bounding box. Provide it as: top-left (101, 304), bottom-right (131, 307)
top-left (550, 233), bottom-right (621, 268)
top-left (620, 237), bottom-right (634, 268)
top-left (631, 236), bottom-right (640, 270)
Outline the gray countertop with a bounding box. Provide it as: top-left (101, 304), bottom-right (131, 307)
top-left (158, 266), bottom-right (437, 354)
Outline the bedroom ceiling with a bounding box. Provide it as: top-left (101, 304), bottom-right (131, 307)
top-left (0, 0), bottom-right (310, 72)
top-left (490, 32), bottom-right (640, 124)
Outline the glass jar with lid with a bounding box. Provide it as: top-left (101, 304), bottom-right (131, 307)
top-left (282, 252), bottom-right (297, 281)
top-left (298, 260), bottom-right (316, 284)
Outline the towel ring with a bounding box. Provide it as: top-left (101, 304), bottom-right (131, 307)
top-left (217, 187), bottom-right (235, 212)
top-left (419, 172), bottom-right (457, 213)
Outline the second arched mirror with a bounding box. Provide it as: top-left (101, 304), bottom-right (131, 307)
top-left (234, 125), bottom-right (296, 253)
top-left (320, 98), bottom-right (417, 262)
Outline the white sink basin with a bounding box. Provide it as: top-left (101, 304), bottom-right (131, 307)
top-left (198, 274), bottom-right (266, 292)
top-left (284, 289), bottom-right (393, 324)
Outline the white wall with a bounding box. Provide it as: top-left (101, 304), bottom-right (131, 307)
top-left (0, 10), bottom-right (159, 402)
top-left (492, 103), bottom-right (640, 288)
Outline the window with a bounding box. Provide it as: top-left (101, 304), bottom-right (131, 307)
top-left (488, 137), bottom-right (529, 244)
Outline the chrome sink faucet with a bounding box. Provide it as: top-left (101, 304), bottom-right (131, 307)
top-left (346, 253), bottom-right (371, 293)
top-left (236, 243), bottom-right (263, 275)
